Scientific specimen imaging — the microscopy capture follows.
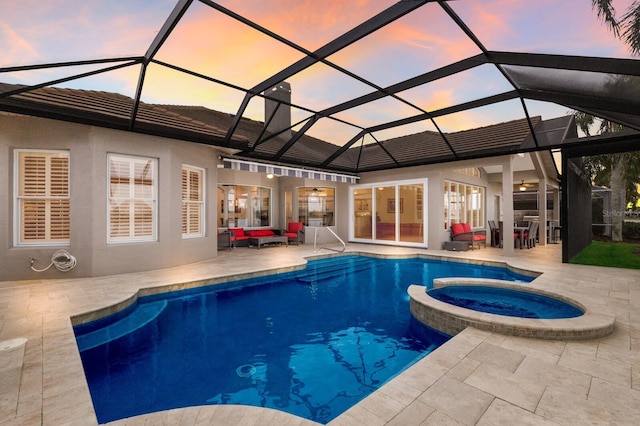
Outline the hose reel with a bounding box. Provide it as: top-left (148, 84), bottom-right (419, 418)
top-left (30, 249), bottom-right (77, 272)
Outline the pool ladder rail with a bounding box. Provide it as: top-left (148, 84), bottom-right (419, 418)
top-left (313, 226), bottom-right (346, 253)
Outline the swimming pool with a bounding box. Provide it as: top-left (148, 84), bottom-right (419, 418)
top-left (73, 255), bottom-right (533, 424)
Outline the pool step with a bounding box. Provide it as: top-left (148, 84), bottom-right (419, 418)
top-left (297, 258), bottom-right (378, 284)
top-left (75, 300), bottom-right (168, 352)
top-left (304, 256), bottom-right (372, 274)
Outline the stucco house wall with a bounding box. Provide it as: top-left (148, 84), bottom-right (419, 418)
top-left (1, 114), bottom-right (220, 282)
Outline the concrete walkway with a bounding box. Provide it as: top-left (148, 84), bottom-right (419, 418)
top-left (1, 243), bottom-right (638, 425)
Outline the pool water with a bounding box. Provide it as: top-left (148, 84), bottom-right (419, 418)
top-left (428, 285), bottom-right (583, 319)
top-left (73, 256), bottom-right (533, 424)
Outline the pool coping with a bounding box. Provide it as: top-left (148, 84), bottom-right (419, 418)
top-left (409, 277), bottom-right (616, 340)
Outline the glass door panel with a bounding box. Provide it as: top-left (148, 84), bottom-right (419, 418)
top-left (353, 188), bottom-right (372, 239)
top-left (399, 184), bottom-right (423, 243)
top-left (375, 186), bottom-right (396, 241)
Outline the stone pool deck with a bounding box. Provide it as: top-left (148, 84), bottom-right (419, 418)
top-left (1, 243), bottom-right (639, 425)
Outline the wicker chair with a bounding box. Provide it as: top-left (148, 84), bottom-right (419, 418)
top-left (282, 222), bottom-right (304, 245)
top-left (450, 222), bottom-right (486, 250)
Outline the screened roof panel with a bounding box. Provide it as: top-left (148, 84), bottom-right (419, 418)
top-left (0, 2), bottom-right (173, 66)
top-left (326, 2), bottom-right (482, 88)
top-left (155, 1), bottom-right (306, 89)
top-left (140, 63), bottom-right (249, 112)
top-left (214, 0), bottom-right (395, 52)
top-left (299, 118), bottom-right (363, 147)
top-left (431, 98), bottom-right (527, 134)
top-left (449, 1), bottom-right (632, 58)
top-left (1, 0), bottom-right (639, 174)
top-left (285, 61), bottom-right (376, 113)
top-left (395, 64), bottom-right (514, 114)
top-left (370, 120), bottom-right (440, 145)
top-left (331, 95), bottom-right (424, 131)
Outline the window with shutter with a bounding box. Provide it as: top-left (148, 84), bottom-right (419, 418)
top-left (15, 150), bottom-right (70, 245)
top-left (182, 165), bottom-right (204, 238)
top-left (108, 154), bottom-right (157, 243)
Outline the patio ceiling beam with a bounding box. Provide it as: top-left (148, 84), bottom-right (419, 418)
top-left (520, 88), bottom-right (637, 117)
top-left (0, 57), bottom-right (142, 74)
top-left (486, 51), bottom-right (640, 76)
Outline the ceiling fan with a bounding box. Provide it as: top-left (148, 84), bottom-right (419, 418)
top-left (518, 180), bottom-right (534, 191)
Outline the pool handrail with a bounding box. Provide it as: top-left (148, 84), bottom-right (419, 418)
top-left (313, 226), bottom-right (346, 253)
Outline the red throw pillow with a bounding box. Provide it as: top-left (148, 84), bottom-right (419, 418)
top-left (451, 223), bottom-right (464, 235)
top-left (288, 222), bottom-right (303, 233)
top-left (229, 228), bottom-right (245, 237)
top-left (462, 223), bottom-right (472, 233)
top-left (246, 230), bottom-right (275, 237)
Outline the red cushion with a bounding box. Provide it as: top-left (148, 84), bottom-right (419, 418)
top-left (246, 229), bottom-right (275, 237)
top-left (229, 228), bottom-right (245, 237)
top-left (283, 232), bottom-right (297, 238)
top-left (451, 223), bottom-right (464, 235)
top-left (461, 223), bottom-right (472, 233)
top-left (473, 235), bottom-right (486, 241)
top-left (288, 222), bottom-right (303, 233)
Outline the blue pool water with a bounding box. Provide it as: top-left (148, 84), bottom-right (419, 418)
top-left (428, 286), bottom-right (583, 319)
top-left (73, 255), bottom-right (533, 424)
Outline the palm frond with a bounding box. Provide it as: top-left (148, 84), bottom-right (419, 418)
top-left (592, 0), bottom-right (620, 35)
top-left (620, 1), bottom-right (640, 55)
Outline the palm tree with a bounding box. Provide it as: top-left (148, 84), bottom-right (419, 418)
top-left (592, 0), bottom-right (640, 55)
top-left (577, 4), bottom-right (640, 240)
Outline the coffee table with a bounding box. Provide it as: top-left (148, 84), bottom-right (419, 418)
top-left (249, 235), bottom-right (288, 249)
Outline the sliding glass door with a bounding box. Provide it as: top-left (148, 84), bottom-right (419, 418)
top-left (351, 179), bottom-right (427, 246)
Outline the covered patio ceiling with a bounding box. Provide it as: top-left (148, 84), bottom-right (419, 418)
top-left (1, 0), bottom-right (640, 173)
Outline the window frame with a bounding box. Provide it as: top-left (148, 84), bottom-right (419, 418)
top-left (107, 153), bottom-right (158, 244)
top-left (296, 186), bottom-right (336, 227)
top-left (14, 149), bottom-right (70, 246)
top-left (444, 179), bottom-right (485, 230)
top-left (182, 164), bottom-right (205, 239)
top-left (217, 184), bottom-right (272, 228)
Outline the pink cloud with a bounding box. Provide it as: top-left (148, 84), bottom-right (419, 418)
top-left (0, 22), bottom-right (41, 67)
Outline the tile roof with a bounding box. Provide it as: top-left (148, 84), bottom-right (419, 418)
top-left (1, 83), bottom-right (570, 173)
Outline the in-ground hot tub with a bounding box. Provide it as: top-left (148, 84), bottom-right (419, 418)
top-left (409, 278), bottom-right (615, 340)
top-left (427, 285), bottom-right (583, 319)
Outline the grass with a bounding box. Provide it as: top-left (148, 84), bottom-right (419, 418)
top-left (570, 241), bottom-right (640, 269)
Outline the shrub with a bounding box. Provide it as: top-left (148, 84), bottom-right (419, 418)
top-left (623, 221), bottom-right (640, 240)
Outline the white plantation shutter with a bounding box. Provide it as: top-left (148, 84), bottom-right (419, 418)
top-left (17, 150), bottom-right (70, 244)
top-left (108, 154), bottom-right (157, 242)
top-left (182, 165), bottom-right (204, 237)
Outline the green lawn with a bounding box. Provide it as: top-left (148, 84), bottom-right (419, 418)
top-left (570, 241), bottom-right (640, 269)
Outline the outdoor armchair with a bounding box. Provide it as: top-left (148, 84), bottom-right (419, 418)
top-left (450, 222), bottom-right (487, 250)
top-left (283, 222), bottom-right (304, 245)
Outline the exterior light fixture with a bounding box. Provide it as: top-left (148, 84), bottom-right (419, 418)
top-left (266, 173), bottom-right (274, 179)
top-left (519, 180), bottom-right (527, 191)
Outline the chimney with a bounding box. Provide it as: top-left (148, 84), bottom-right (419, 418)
top-left (264, 82), bottom-right (291, 139)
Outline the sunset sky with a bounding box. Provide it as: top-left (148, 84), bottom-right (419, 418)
top-left (0, 0), bottom-right (635, 143)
